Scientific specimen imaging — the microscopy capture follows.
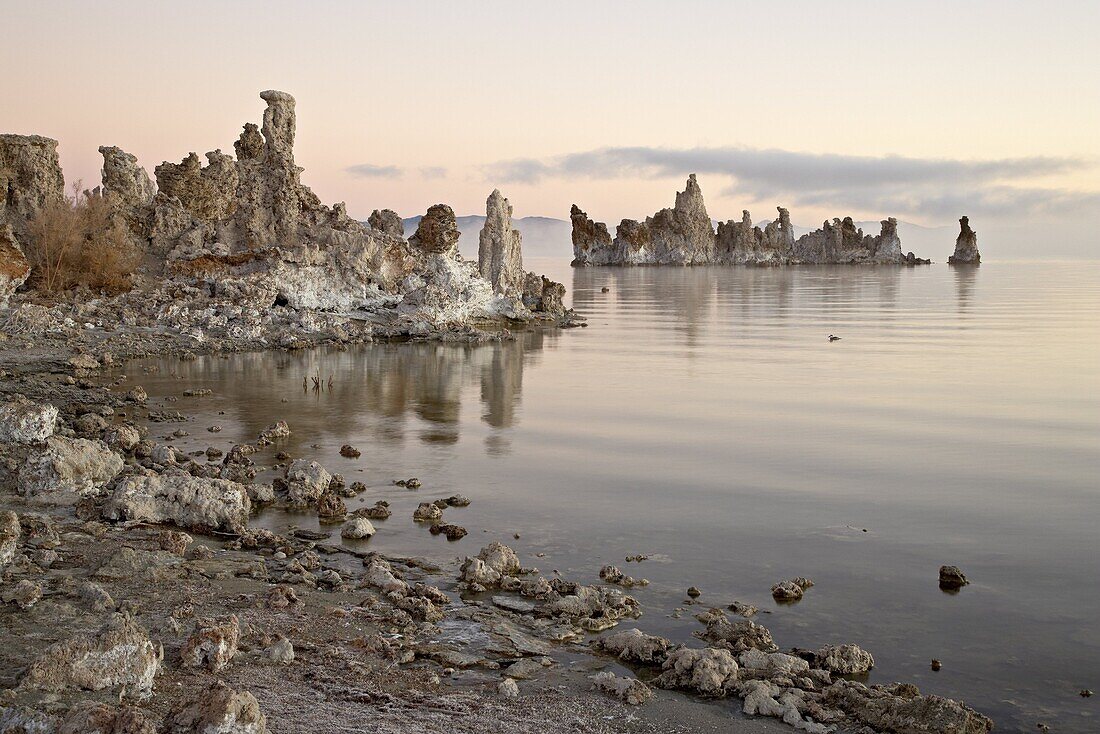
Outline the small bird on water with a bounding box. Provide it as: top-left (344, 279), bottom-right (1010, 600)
top-left (828, 335), bottom-right (841, 342)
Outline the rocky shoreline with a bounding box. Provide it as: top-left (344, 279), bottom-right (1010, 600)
top-left (0, 328), bottom-right (997, 734)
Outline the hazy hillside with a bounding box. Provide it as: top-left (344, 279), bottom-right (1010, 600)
top-left (391, 215), bottom-right (954, 262)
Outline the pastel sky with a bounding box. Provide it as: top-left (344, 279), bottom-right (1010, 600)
top-left (5, 0), bottom-right (1100, 257)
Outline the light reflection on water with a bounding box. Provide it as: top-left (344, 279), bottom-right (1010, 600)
top-left (128, 260), bottom-right (1100, 732)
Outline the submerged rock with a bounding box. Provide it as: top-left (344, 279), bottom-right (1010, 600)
top-left (102, 475), bottom-right (251, 533)
top-left (948, 216), bottom-right (981, 264)
top-left (823, 680), bottom-right (993, 734)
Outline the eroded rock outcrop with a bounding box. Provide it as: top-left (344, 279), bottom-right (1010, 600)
top-left (948, 216), bottom-right (981, 265)
top-left (572, 175), bottom-right (929, 266)
top-left (409, 204), bottom-right (460, 256)
top-left (569, 204), bottom-right (613, 266)
top-left (0, 134), bottom-right (65, 231)
top-left (478, 190), bottom-right (524, 295)
top-left (98, 145), bottom-right (156, 233)
top-left (368, 208), bottom-right (404, 237)
top-left (0, 224), bottom-right (30, 306)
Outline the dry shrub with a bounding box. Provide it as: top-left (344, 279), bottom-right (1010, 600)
top-left (23, 183), bottom-right (140, 294)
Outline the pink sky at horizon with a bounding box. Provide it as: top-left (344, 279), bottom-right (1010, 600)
top-left (4, 1), bottom-right (1099, 255)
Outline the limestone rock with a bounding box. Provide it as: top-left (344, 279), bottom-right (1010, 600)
top-left (0, 224), bottom-right (30, 306)
top-left (593, 627), bottom-right (674, 665)
top-left (167, 681), bottom-right (268, 734)
top-left (181, 615), bottom-right (240, 672)
top-left (341, 515), bottom-right (375, 539)
top-left (459, 541), bottom-right (521, 587)
top-left (497, 677), bottom-right (520, 698)
top-left (591, 671), bottom-right (655, 705)
top-left (478, 190), bottom-right (524, 295)
top-left (155, 150), bottom-right (239, 222)
top-left (0, 396), bottom-right (57, 444)
top-left (823, 680), bottom-right (993, 734)
top-left (791, 216), bottom-right (905, 264)
top-left (18, 436), bottom-right (123, 503)
top-left (0, 511), bottom-right (19, 568)
top-left (948, 216), bottom-right (981, 264)
top-left (610, 175), bottom-right (715, 265)
top-left (283, 459), bottom-right (332, 507)
top-left (102, 474), bottom-right (251, 533)
top-left (521, 272), bottom-right (565, 315)
top-left (413, 501), bottom-right (443, 522)
top-left (0, 133), bottom-right (65, 231)
top-left (99, 145), bottom-right (156, 235)
top-left (409, 204), bottom-right (460, 255)
top-left (368, 208), bottom-right (404, 237)
top-left (21, 614), bottom-right (161, 698)
top-left (654, 647), bottom-right (739, 696)
top-left (58, 701), bottom-right (159, 734)
top-left (737, 648), bottom-right (810, 679)
top-left (2, 579), bottom-right (43, 609)
top-left (569, 204), bottom-right (613, 266)
top-left (694, 610), bottom-right (778, 654)
top-left (815, 643), bottom-right (875, 675)
top-left (262, 636), bottom-right (294, 664)
top-left (573, 176), bottom-right (926, 266)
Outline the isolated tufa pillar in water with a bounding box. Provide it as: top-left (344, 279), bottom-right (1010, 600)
top-left (948, 216), bottom-right (980, 264)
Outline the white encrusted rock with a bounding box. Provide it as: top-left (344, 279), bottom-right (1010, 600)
top-left (283, 459), bottom-right (331, 507)
top-left (102, 475), bottom-right (251, 533)
top-left (21, 614), bottom-right (161, 698)
top-left (167, 680), bottom-right (268, 734)
top-left (591, 671), bottom-right (655, 705)
top-left (654, 647), bottom-right (739, 696)
top-left (341, 516), bottom-right (375, 539)
top-left (18, 436), bottom-right (123, 503)
top-left (0, 397), bottom-right (58, 444)
top-left (478, 190), bottom-right (524, 295)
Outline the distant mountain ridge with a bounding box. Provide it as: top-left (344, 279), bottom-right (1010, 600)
top-left (384, 215), bottom-right (954, 262)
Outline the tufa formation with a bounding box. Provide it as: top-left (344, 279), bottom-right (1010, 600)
top-left (571, 175), bottom-right (931, 267)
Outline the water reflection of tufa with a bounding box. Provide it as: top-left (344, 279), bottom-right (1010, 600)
top-left (137, 330), bottom-right (556, 455)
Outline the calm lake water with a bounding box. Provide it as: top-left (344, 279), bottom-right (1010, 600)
top-left (127, 259), bottom-right (1100, 732)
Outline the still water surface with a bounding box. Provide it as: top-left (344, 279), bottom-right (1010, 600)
top-left (128, 260), bottom-right (1100, 732)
